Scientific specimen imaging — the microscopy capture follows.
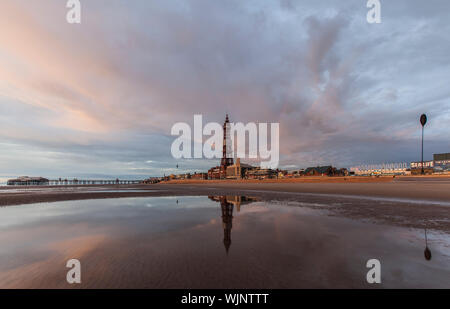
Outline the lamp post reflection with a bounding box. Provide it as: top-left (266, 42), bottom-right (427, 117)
top-left (424, 228), bottom-right (432, 261)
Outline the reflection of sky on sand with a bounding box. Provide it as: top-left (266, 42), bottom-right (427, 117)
top-left (0, 196), bottom-right (211, 229)
top-left (0, 196), bottom-right (449, 288)
top-left (0, 232), bottom-right (107, 288)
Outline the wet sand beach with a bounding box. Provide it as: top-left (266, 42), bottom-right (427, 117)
top-left (0, 177), bottom-right (449, 288)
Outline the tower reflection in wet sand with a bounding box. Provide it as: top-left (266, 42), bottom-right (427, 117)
top-left (208, 196), bottom-right (257, 254)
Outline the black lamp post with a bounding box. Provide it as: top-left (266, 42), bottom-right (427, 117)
top-left (420, 114), bottom-right (427, 175)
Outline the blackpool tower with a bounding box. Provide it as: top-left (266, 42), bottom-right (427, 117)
top-left (220, 114), bottom-right (234, 177)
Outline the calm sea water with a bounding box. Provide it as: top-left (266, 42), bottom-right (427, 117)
top-left (0, 196), bottom-right (448, 288)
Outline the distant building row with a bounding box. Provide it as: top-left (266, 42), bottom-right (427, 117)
top-left (410, 152), bottom-right (450, 175)
top-left (350, 152), bottom-right (450, 176)
top-left (208, 159), bottom-right (348, 180)
top-left (143, 162), bottom-right (349, 183)
top-left (143, 152), bottom-right (450, 183)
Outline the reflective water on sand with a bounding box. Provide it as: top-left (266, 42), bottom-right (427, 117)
top-left (0, 196), bottom-right (448, 288)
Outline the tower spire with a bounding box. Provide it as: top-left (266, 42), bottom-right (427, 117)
top-left (220, 114), bottom-right (233, 178)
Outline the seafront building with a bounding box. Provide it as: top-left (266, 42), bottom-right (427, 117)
top-left (410, 152), bottom-right (450, 174)
top-left (410, 161), bottom-right (434, 175)
top-left (350, 163), bottom-right (409, 176)
top-left (433, 153), bottom-right (450, 173)
top-left (246, 168), bottom-right (278, 179)
top-left (226, 158), bottom-right (255, 179)
top-left (410, 161), bottom-right (434, 169)
top-left (350, 152), bottom-right (450, 176)
top-left (191, 172), bottom-right (208, 180)
top-left (304, 166), bottom-right (348, 176)
top-left (7, 176), bottom-right (49, 186)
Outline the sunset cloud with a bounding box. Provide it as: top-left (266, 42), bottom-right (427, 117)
top-left (0, 0), bottom-right (449, 179)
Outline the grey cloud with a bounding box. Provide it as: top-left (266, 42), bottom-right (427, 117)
top-left (0, 0), bottom-right (449, 178)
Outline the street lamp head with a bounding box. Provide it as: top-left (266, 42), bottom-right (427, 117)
top-left (420, 114), bottom-right (427, 175)
top-left (420, 114), bottom-right (427, 127)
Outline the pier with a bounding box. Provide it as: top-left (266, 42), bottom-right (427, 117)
top-left (47, 179), bottom-right (142, 186)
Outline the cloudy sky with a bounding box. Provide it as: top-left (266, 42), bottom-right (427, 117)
top-left (0, 0), bottom-right (449, 181)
